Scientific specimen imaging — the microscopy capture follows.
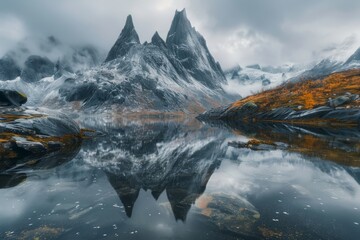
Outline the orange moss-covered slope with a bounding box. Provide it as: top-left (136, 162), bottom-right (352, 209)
top-left (230, 69), bottom-right (360, 111)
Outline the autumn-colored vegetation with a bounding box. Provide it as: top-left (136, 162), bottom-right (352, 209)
top-left (230, 69), bottom-right (360, 111)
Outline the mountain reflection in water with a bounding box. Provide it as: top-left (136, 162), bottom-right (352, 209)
top-left (0, 117), bottom-right (360, 240)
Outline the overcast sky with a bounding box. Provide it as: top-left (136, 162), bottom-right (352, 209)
top-left (1, 0), bottom-right (360, 68)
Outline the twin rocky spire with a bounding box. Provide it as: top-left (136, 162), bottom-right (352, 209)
top-left (105, 9), bottom-right (226, 88)
top-left (105, 9), bottom-right (199, 62)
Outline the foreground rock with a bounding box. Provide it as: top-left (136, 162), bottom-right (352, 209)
top-left (0, 106), bottom-right (82, 172)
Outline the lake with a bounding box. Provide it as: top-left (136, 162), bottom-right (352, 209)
top-left (1, 116), bottom-right (360, 240)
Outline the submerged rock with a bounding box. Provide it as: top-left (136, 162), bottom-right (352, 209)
top-left (194, 193), bottom-right (260, 236)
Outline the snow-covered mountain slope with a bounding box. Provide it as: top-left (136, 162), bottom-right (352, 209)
top-left (56, 10), bottom-right (231, 113)
top-left (0, 36), bottom-right (105, 81)
top-left (222, 64), bottom-right (306, 98)
top-left (290, 38), bottom-right (360, 82)
top-left (223, 38), bottom-right (360, 98)
top-left (0, 9), bottom-right (233, 114)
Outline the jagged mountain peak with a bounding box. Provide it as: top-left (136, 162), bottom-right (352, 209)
top-left (165, 9), bottom-right (226, 88)
top-left (166, 9), bottom-right (192, 45)
top-left (105, 14), bottom-right (140, 62)
top-left (151, 31), bottom-right (167, 49)
top-left (123, 15), bottom-right (136, 33)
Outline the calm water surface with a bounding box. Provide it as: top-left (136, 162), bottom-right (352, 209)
top-left (0, 117), bottom-right (360, 240)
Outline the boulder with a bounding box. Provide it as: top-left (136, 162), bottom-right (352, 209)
top-left (328, 92), bottom-right (359, 108)
top-left (0, 89), bottom-right (27, 107)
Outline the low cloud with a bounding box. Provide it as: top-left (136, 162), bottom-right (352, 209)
top-left (0, 0), bottom-right (360, 68)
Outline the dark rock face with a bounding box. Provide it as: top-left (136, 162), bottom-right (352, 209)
top-left (151, 31), bottom-right (167, 50)
top-left (105, 15), bottom-right (140, 62)
top-left (21, 55), bottom-right (55, 82)
top-left (0, 89), bottom-right (27, 107)
top-left (166, 9), bottom-right (226, 88)
top-left (0, 56), bottom-right (21, 80)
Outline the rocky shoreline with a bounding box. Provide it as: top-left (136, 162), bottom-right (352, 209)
top-left (197, 103), bottom-right (360, 126)
top-left (0, 90), bottom-right (82, 173)
top-left (198, 70), bottom-right (360, 126)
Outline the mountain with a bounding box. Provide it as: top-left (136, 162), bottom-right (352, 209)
top-left (290, 39), bottom-right (360, 82)
top-left (222, 63), bottom-right (306, 98)
top-left (46, 9), bottom-right (231, 113)
top-left (198, 69), bottom-right (360, 125)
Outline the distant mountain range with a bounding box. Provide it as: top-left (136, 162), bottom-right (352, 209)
top-left (222, 38), bottom-right (360, 98)
top-left (0, 9), bottom-right (359, 115)
top-left (0, 9), bottom-right (233, 113)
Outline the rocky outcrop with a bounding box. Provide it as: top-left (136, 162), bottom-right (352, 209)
top-left (327, 92), bottom-right (359, 108)
top-left (0, 56), bottom-right (21, 80)
top-left (0, 95), bottom-right (82, 171)
top-left (199, 70), bottom-right (360, 126)
top-left (0, 89), bottom-right (27, 107)
top-left (21, 55), bottom-right (55, 82)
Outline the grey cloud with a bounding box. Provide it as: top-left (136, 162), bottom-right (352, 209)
top-left (0, 0), bottom-right (359, 68)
